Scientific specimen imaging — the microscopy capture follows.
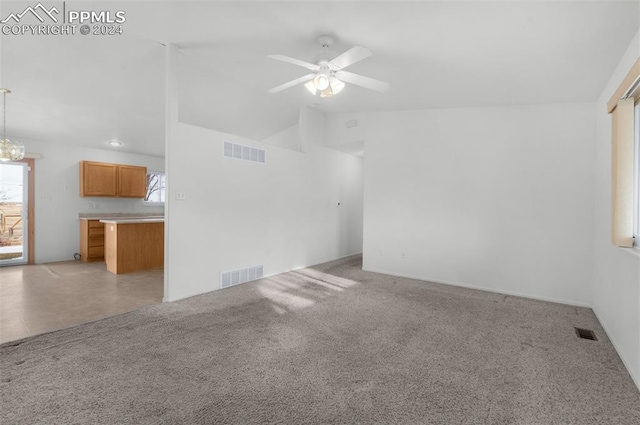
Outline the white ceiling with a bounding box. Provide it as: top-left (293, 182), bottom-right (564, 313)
top-left (1, 31), bottom-right (166, 156)
top-left (1, 0), bottom-right (638, 157)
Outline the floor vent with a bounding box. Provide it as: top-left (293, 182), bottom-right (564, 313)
top-left (220, 265), bottom-right (264, 289)
top-left (575, 327), bottom-right (597, 341)
top-left (223, 141), bottom-right (266, 164)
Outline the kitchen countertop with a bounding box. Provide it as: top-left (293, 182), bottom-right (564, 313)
top-left (79, 213), bottom-right (164, 220)
top-left (100, 218), bottom-right (164, 224)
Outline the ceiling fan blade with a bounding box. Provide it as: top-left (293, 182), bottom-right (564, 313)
top-left (329, 46), bottom-right (372, 70)
top-left (268, 74), bottom-right (316, 93)
top-left (335, 70), bottom-right (389, 93)
top-left (267, 55), bottom-right (320, 71)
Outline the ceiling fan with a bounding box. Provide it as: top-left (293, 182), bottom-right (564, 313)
top-left (267, 35), bottom-right (389, 98)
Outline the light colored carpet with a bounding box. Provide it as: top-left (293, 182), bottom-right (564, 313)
top-left (1, 255), bottom-right (639, 424)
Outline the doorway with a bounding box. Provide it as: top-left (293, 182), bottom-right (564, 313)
top-left (0, 159), bottom-right (33, 265)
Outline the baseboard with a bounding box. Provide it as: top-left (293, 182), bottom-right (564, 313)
top-left (322, 252), bottom-right (363, 263)
top-left (163, 251), bottom-right (364, 303)
top-left (163, 288), bottom-right (211, 303)
top-left (592, 307), bottom-right (640, 392)
top-left (362, 267), bottom-right (592, 308)
top-left (259, 251), bottom-right (364, 283)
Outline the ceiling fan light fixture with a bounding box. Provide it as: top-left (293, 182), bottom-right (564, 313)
top-left (329, 77), bottom-right (345, 95)
top-left (306, 75), bottom-right (344, 98)
top-left (319, 87), bottom-right (333, 98)
top-left (314, 74), bottom-right (330, 91)
top-left (304, 80), bottom-right (317, 95)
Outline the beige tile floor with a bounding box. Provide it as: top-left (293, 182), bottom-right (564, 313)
top-left (0, 261), bottom-right (163, 343)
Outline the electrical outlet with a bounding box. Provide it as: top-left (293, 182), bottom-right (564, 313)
top-left (176, 191), bottom-right (186, 200)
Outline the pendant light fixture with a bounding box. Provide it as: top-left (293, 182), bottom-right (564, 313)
top-left (0, 88), bottom-right (25, 162)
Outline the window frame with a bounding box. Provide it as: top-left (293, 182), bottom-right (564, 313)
top-left (608, 57), bottom-right (640, 248)
top-left (635, 102), bottom-right (640, 247)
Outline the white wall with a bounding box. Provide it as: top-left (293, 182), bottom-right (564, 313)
top-left (178, 51), bottom-right (298, 143)
top-left (327, 103), bottom-right (596, 306)
top-left (592, 29), bottom-right (640, 389)
top-left (25, 140), bottom-right (164, 263)
top-left (165, 121), bottom-right (363, 302)
top-left (261, 124), bottom-right (301, 152)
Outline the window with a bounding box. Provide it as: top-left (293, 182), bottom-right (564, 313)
top-left (635, 103), bottom-right (640, 247)
top-left (144, 171), bottom-right (165, 204)
top-left (608, 58), bottom-right (639, 248)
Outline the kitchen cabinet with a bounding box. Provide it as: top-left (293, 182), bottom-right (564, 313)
top-left (80, 161), bottom-right (117, 197)
top-left (79, 161), bottom-right (147, 198)
top-left (102, 219), bottom-right (164, 274)
top-left (79, 219), bottom-right (105, 262)
top-left (117, 165), bottom-right (147, 198)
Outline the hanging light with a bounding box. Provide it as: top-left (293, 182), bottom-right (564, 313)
top-left (0, 88), bottom-right (24, 162)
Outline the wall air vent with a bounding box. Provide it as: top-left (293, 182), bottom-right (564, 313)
top-left (223, 141), bottom-right (266, 164)
top-left (220, 265), bottom-right (264, 289)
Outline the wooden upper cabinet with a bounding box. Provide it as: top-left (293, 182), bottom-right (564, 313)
top-left (118, 165), bottom-right (147, 198)
top-left (80, 161), bottom-right (118, 197)
top-left (80, 161), bottom-right (147, 198)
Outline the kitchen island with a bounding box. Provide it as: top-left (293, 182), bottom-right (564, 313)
top-left (100, 218), bottom-right (164, 274)
top-left (79, 214), bottom-right (164, 263)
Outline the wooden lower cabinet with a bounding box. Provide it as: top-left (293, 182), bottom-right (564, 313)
top-left (80, 219), bottom-right (105, 262)
top-left (104, 221), bottom-right (164, 274)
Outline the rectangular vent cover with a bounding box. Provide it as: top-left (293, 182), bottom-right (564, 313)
top-left (223, 141), bottom-right (266, 164)
top-left (574, 327), bottom-right (597, 341)
top-left (220, 265), bottom-right (264, 289)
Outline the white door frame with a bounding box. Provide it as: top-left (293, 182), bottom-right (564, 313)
top-left (0, 161), bottom-right (28, 266)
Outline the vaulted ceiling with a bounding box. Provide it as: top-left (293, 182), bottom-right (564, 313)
top-left (1, 0), bottom-right (638, 157)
